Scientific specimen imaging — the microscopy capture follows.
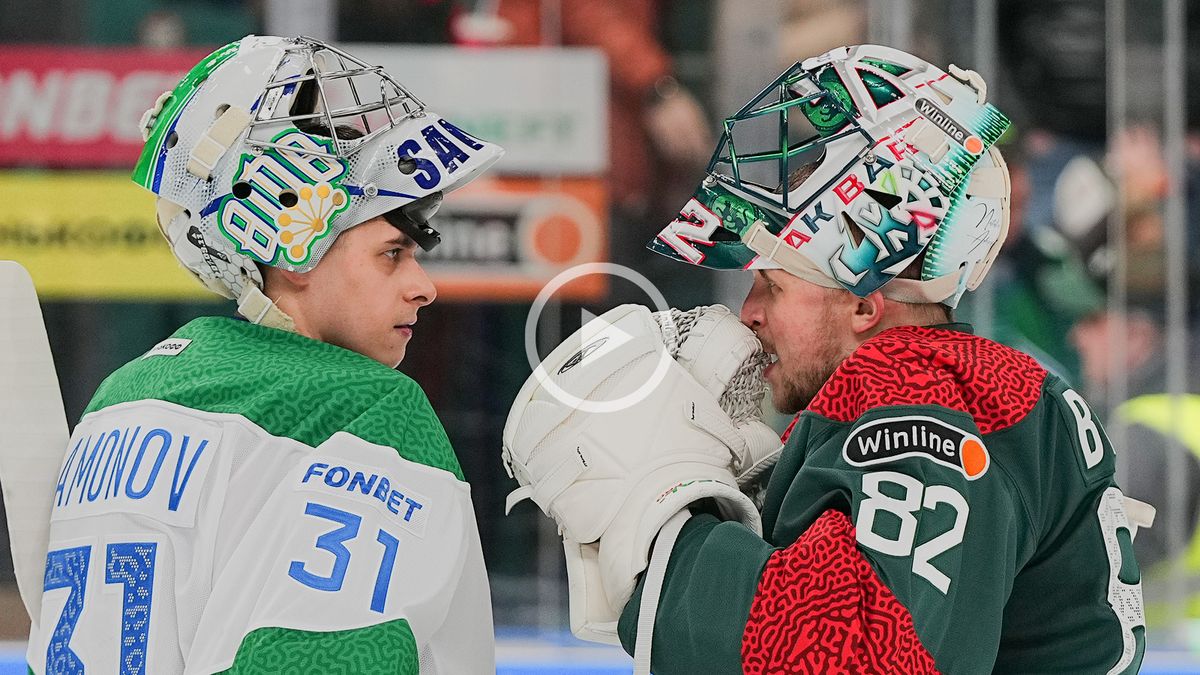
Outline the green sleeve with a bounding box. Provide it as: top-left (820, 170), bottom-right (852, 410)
top-left (617, 515), bottom-right (775, 674)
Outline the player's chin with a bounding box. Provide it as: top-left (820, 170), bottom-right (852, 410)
top-left (764, 361), bottom-right (790, 409)
top-left (768, 372), bottom-right (808, 415)
top-left (768, 383), bottom-right (796, 415)
top-left (383, 326), bottom-right (413, 365)
top-left (387, 343), bottom-right (408, 368)
top-left (368, 336), bottom-right (408, 369)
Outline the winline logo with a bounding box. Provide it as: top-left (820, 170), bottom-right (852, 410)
top-left (915, 98), bottom-right (985, 155)
top-left (843, 415), bottom-right (989, 480)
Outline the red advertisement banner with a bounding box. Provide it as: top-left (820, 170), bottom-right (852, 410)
top-left (0, 46), bottom-right (211, 168)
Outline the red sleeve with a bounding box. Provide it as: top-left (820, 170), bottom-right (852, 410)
top-left (742, 510), bottom-right (940, 675)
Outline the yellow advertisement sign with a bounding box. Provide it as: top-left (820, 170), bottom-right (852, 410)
top-left (0, 171), bottom-right (609, 301)
top-left (0, 171), bottom-right (212, 300)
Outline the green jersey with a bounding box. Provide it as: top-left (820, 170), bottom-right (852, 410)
top-left (619, 323), bottom-right (1145, 674)
top-left (27, 317), bottom-right (493, 674)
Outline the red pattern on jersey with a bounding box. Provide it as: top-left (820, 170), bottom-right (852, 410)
top-left (807, 325), bottom-right (1046, 434)
top-left (781, 414), bottom-right (800, 443)
top-left (741, 510), bottom-right (939, 674)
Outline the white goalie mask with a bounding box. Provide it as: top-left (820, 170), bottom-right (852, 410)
top-left (649, 45), bottom-right (1012, 308)
top-left (132, 35), bottom-right (503, 304)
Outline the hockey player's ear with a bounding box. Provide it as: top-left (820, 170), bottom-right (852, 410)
top-left (260, 265), bottom-right (311, 299)
top-left (849, 291), bottom-right (884, 336)
top-left (276, 268), bottom-right (311, 290)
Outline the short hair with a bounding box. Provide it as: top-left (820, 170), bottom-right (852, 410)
top-left (295, 119), bottom-right (365, 141)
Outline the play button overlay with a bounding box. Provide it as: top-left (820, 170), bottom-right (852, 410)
top-left (557, 309), bottom-right (633, 375)
top-left (524, 262), bottom-right (675, 413)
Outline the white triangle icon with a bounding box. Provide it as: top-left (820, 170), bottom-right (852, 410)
top-left (572, 308), bottom-right (636, 354)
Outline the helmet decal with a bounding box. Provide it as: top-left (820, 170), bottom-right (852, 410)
top-left (133, 40), bottom-right (242, 192)
top-left (216, 129), bottom-right (350, 267)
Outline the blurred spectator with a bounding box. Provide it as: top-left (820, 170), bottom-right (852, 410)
top-left (1070, 307), bottom-right (1200, 624)
top-left (1107, 127), bottom-right (1171, 298)
top-left (484, 0), bottom-right (712, 218)
top-left (465, 0), bottom-right (716, 311)
top-left (1054, 125), bottom-right (1200, 317)
top-left (779, 0), bottom-right (866, 66)
top-left (1071, 309), bottom-right (1176, 405)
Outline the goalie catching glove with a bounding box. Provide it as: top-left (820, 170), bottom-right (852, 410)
top-left (502, 304), bottom-right (782, 646)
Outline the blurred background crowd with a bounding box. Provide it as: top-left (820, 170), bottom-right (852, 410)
top-left (2, 0), bottom-right (1200, 663)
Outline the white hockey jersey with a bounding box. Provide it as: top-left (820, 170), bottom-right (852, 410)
top-left (26, 317), bottom-right (494, 674)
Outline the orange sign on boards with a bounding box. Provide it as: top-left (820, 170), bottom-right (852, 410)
top-left (425, 176), bottom-right (608, 301)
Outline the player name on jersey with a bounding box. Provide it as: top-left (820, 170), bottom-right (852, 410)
top-left (52, 414), bottom-right (219, 528)
top-left (842, 414), bottom-right (990, 480)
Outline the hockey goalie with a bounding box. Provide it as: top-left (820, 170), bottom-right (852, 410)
top-left (4, 35), bottom-right (503, 674)
top-left (503, 44), bottom-right (1155, 675)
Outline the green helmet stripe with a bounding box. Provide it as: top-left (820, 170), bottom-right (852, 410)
top-left (131, 39), bottom-right (242, 191)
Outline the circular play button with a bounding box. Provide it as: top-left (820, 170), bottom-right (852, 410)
top-left (523, 262), bottom-right (676, 413)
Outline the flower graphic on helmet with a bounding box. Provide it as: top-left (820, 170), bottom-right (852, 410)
top-left (216, 130), bottom-right (351, 269)
top-left (275, 182), bottom-right (349, 264)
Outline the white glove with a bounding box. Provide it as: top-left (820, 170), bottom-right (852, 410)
top-left (654, 305), bottom-right (783, 489)
top-left (502, 304), bottom-right (763, 643)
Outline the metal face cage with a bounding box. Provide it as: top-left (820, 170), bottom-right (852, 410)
top-left (707, 63), bottom-right (875, 216)
top-left (247, 36), bottom-right (428, 160)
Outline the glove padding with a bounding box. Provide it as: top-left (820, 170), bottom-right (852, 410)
top-left (655, 305), bottom-right (783, 489)
top-left (502, 304), bottom-right (774, 643)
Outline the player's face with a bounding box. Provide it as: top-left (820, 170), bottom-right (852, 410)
top-left (300, 217), bottom-right (435, 368)
top-left (740, 270), bottom-right (850, 414)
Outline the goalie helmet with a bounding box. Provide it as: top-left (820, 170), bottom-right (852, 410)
top-left (648, 45), bottom-right (1011, 308)
top-left (132, 35), bottom-right (502, 303)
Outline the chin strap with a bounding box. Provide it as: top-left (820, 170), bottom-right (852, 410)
top-left (237, 284), bottom-right (297, 332)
